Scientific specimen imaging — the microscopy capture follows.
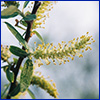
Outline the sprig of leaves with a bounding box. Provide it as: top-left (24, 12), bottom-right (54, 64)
top-left (4, 22), bottom-right (32, 52)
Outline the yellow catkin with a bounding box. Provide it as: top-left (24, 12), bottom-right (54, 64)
top-left (31, 75), bottom-right (59, 98)
top-left (1, 45), bottom-right (11, 62)
top-left (33, 1), bottom-right (56, 29)
top-left (32, 33), bottom-right (95, 66)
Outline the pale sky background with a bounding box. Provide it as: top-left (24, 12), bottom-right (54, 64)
top-left (1, 1), bottom-right (99, 99)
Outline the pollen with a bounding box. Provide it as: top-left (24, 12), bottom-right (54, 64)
top-left (67, 60), bottom-right (70, 62)
top-left (79, 54), bottom-right (83, 58)
top-left (33, 1), bottom-right (56, 29)
top-left (1, 45), bottom-right (11, 62)
top-left (82, 50), bottom-right (84, 53)
top-left (88, 47), bottom-right (92, 50)
top-left (34, 42), bottom-right (36, 44)
top-left (32, 32), bottom-right (95, 66)
top-left (31, 75), bottom-right (59, 98)
top-left (86, 32), bottom-right (89, 34)
top-left (93, 40), bottom-right (95, 43)
top-left (71, 57), bottom-right (74, 60)
top-left (50, 80), bottom-right (53, 82)
top-left (53, 83), bottom-right (56, 88)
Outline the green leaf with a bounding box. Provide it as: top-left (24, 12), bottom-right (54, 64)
top-left (13, 58), bottom-right (18, 65)
top-left (27, 89), bottom-right (35, 99)
top-left (9, 84), bottom-right (20, 96)
top-left (6, 68), bottom-right (14, 83)
top-left (23, 1), bottom-right (30, 8)
top-left (16, 25), bottom-right (26, 30)
top-left (33, 31), bottom-right (44, 43)
top-left (9, 46), bottom-right (29, 58)
top-left (20, 20), bottom-right (27, 27)
top-left (1, 5), bottom-right (19, 19)
top-left (3, 1), bottom-right (20, 8)
top-left (4, 83), bottom-right (10, 88)
top-left (22, 32), bottom-right (26, 37)
top-left (2, 65), bottom-right (11, 72)
top-left (1, 65), bottom-right (9, 69)
top-left (4, 22), bottom-right (31, 51)
top-left (23, 14), bottom-right (36, 21)
top-left (20, 59), bottom-right (33, 92)
top-left (1, 84), bottom-right (10, 98)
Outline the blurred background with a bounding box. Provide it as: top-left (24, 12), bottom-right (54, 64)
top-left (1, 1), bottom-right (99, 99)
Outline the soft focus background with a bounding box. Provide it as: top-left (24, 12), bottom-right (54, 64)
top-left (1, 1), bottom-right (99, 99)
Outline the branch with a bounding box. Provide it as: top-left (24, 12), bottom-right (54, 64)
top-left (6, 1), bottom-right (41, 99)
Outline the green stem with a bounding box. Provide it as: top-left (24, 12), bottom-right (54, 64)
top-left (6, 59), bottom-right (11, 65)
top-left (1, 84), bottom-right (10, 98)
top-left (18, 10), bottom-right (25, 18)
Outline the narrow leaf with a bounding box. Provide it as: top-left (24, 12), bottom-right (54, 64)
top-left (13, 58), bottom-right (18, 65)
top-left (1, 5), bottom-right (19, 19)
top-left (9, 84), bottom-right (20, 96)
top-left (1, 65), bottom-right (9, 69)
top-left (6, 68), bottom-right (14, 83)
top-left (1, 65), bottom-right (10, 72)
top-left (4, 22), bottom-right (31, 51)
top-left (16, 25), bottom-right (26, 30)
top-left (22, 32), bottom-right (26, 37)
top-left (27, 89), bottom-right (35, 99)
top-left (23, 1), bottom-right (30, 8)
top-left (23, 14), bottom-right (36, 21)
top-left (9, 46), bottom-right (29, 58)
top-left (33, 31), bottom-right (44, 43)
top-left (4, 83), bottom-right (10, 88)
top-left (20, 59), bottom-right (33, 92)
top-left (20, 20), bottom-right (27, 27)
top-left (1, 84), bottom-right (10, 98)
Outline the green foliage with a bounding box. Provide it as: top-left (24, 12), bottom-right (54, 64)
top-left (1, 5), bottom-right (19, 19)
top-left (4, 22), bottom-right (31, 52)
top-left (9, 84), bottom-right (20, 96)
top-left (20, 20), bottom-right (27, 27)
top-left (2, 65), bottom-right (11, 73)
top-left (9, 46), bottom-right (29, 58)
top-left (23, 1), bottom-right (30, 9)
top-left (3, 1), bottom-right (19, 7)
top-left (16, 25), bottom-right (26, 30)
top-left (13, 58), bottom-right (18, 65)
top-left (33, 30), bottom-right (44, 43)
top-left (27, 89), bottom-right (35, 99)
top-left (23, 14), bottom-right (36, 21)
top-left (1, 84), bottom-right (10, 99)
top-left (20, 59), bottom-right (33, 92)
top-left (6, 68), bottom-right (14, 83)
top-left (1, 65), bottom-right (9, 69)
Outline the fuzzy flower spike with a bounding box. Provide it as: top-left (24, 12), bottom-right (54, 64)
top-left (33, 32), bottom-right (95, 67)
top-left (1, 45), bottom-right (11, 62)
top-left (33, 1), bottom-right (57, 29)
